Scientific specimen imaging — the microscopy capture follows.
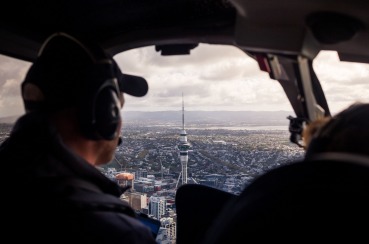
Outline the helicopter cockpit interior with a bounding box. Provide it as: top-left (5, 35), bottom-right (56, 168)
top-left (1, 0), bottom-right (369, 243)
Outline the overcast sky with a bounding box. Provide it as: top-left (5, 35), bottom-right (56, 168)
top-left (1, 44), bottom-right (369, 117)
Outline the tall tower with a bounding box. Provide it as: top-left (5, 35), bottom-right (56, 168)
top-left (177, 93), bottom-right (191, 185)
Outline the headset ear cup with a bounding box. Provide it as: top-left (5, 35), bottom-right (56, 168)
top-left (78, 61), bottom-right (122, 140)
top-left (94, 87), bottom-right (121, 140)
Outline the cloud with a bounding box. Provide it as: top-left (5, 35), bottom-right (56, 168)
top-left (116, 44), bottom-right (291, 111)
top-left (0, 55), bottom-right (31, 116)
top-left (1, 46), bottom-right (369, 117)
top-left (313, 51), bottom-right (369, 114)
top-left (118, 48), bottom-right (369, 114)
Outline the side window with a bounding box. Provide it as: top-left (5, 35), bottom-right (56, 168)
top-left (0, 54), bottom-right (31, 143)
top-left (313, 50), bottom-right (369, 115)
top-left (0, 54), bottom-right (31, 116)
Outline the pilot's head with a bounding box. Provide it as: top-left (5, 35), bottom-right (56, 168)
top-left (20, 32), bottom-right (149, 165)
top-left (303, 102), bottom-right (369, 159)
top-left (21, 32), bottom-right (148, 141)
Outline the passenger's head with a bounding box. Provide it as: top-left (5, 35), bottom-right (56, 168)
top-left (21, 32), bottom-right (148, 141)
top-left (303, 102), bottom-right (369, 159)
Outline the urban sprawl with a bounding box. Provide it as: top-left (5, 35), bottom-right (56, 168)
top-left (0, 122), bottom-right (304, 243)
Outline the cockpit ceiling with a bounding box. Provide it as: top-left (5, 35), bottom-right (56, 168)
top-left (0, 0), bottom-right (236, 62)
top-left (1, 0), bottom-right (369, 63)
top-left (231, 0), bottom-right (369, 62)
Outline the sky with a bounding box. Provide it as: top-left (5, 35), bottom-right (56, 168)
top-left (1, 44), bottom-right (369, 117)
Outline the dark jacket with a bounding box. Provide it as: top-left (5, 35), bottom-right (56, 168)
top-left (0, 112), bottom-right (157, 244)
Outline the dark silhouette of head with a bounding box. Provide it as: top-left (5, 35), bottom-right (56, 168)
top-left (304, 102), bottom-right (369, 159)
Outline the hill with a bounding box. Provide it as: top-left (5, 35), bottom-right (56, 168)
top-left (0, 111), bottom-right (295, 127)
top-left (122, 110), bottom-right (294, 126)
top-left (0, 115), bottom-right (19, 124)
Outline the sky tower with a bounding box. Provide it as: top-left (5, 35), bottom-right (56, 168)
top-left (177, 93), bottom-right (191, 186)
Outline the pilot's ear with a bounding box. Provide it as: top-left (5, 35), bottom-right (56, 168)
top-left (22, 83), bottom-right (44, 101)
top-left (22, 83), bottom-right (45, 113)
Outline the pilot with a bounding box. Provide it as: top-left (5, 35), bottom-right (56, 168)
top-left (303, 102), bottom-right (369, 159)
top-left (0, 32), bottom-right (156, 243)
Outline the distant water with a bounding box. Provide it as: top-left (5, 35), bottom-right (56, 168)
top-left (187, 125), bottom-right (288, 130)
top-left (124, 123), bottom-right (290, 131)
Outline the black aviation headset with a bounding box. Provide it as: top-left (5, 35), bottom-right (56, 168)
top-left (79, 59), bottom-right (122, 141)
top-left (26, 32), bottom-right (122, 141)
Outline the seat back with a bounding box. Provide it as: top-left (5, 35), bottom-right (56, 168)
top-left (175, 184), bottom-right (236, 244)
top-left (200, 153), bottom-right (369, 243)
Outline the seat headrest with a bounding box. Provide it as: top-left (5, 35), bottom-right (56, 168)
top-left (201, 152), bottom-right (369, 243)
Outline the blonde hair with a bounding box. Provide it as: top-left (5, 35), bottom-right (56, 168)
top-left (302, 116), bottom-right (331, 149)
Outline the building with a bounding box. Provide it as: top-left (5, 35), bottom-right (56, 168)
top-left (136, 169), bottom-right (148, 179)
top-left (149, 196), bottom-right (167, 220)
top-left (115, 172), bottom-right (134, 190)
top-left (123, 192), bottom-right (148, 211)
top-left (177, 93), bottom-right (191, 186)
top-left (159, 217), bottom-right (177, 243)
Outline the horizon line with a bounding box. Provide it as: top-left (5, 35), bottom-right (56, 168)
top-left (0, 110), bottom-right (296, 119)
top-left (122, 109), bottom-right (294, 112)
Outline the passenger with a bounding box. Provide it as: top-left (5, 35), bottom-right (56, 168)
top-left (303, 102), bottom-right (369, 159)
top-left (200, 102), bottom-right (369, 244)
top-left (302, 116), bottom-right (331, 149)
top-left (0, 32), bottom-right (156, 243)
